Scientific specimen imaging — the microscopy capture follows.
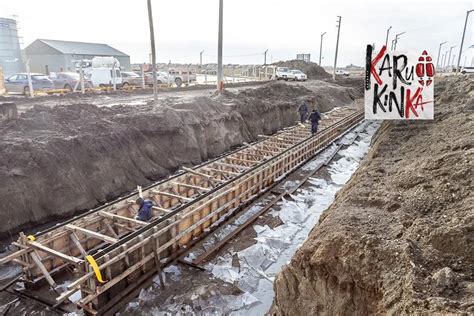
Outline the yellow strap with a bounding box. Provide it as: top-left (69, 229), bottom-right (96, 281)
top-left (27, 235), bottom-right (36, 241)
top-left (86, 255), bottom-right (106, 283)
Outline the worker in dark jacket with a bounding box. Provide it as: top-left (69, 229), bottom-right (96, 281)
top-left (309, 109), bottom-right (321, 134)
top-left (298, 101), bottom-right (309, 123)
top-left (135, 197), bottom-right (154, 222)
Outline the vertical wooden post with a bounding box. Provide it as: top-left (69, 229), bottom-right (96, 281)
top-left (152, 227), bottom-right (165, 287)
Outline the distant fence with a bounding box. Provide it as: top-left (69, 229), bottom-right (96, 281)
top-left (0, 67), bottom-right (5, 95)
top-left (1, 65), bottom-right (278, 97)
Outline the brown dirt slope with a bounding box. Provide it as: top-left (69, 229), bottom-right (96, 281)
top-left (272, 75), bottom-right (474, 314)
top-left (272, 60), bottom-right (331, 80)
top-left (0, 81), bottom-right (360, 238)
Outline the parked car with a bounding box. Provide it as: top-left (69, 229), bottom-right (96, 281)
top-left (276, 67), bottom-right (290, 80)
top-left (167, 69), bottom-right (197, 87)
top-left (460, 66), bottom-right (474, 74)
top-left (335, 70), bottom-right (350, 77)
top-left (85, 68), bottom-right (123, 88)
top-left (144, 71), bottom-right (170, 86)
top-left (288, 70), bottom-right (307, 81)
top-left (50, 72), bottom-right (92, 91)
top-left (121, 71), bottom-right (143, 88)
top-left (4, 73), bottom-right (54, 95)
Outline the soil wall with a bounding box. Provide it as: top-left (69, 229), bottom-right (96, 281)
top-left (0, 81), bottom-right (360, 237)
top-left (271, 76), bottom-right (473, 314)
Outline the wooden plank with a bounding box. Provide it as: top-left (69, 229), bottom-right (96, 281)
top-left (181, 167), bottom-right (221, 183)
top-left (152, 206), bottom-right (172, 213)
top-left (12, 258), bottom-right (34, 268)
top-left (98, 211), bottom-right (148, 226)
top-left (226, 156), bottom-right (260, 165)
top-left (152, 228), bottom-right (165, 287)
top-left (265, 139), bottom-right (290, 147)
top-left (55, 287), bottom-right (80, 304)
top-left (150, 190), bottom-right (192, 202)
top-left (65, 225), bottom-right (118, 244)
top-left (214, 161), bottom-right (249, 170)
top-left (70, 232), bottom-right (88, 258)
top-left (79, 253), bottom-right (156, 306)
top-left (240, 151), bottom-right (267, 160)
top-left (28, 240), bottom-right (82, 265)
top-left (254, 147), bottom-right (277, 155)
top-left (204, 167), bottom-right (239, 176)
top-left (30, 251), bottom-right (56, 288)
top-left (0, 247), bottom-right (30, 265)
top-left (261, 143), bottom-right (284, 150)
top-left (194, 144), bottom-right (335, 265)
top-left (181, 167), bottom-right (212, 180)
top-left (104, 220), bottom-right (119, 238)
top-left (175, 182), bottom-right (211, 192)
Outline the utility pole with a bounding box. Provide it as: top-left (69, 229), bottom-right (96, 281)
top-left (333, 16), bottom-right (341, 81)
top-left (385, 26), bottom-right (392, 48)
top-left (319, 32), bottom-right (326, 66)
top-left (456, 9), bottom-right (473, 73)
top-left (147, 0), bottom-right (158, 103)
top-left (452, 54), bottom-right (456, 67)
top-left (447, 46), bottom-right (456, 69)
top-left (264, 49), bottom-right (269, 65)
top-left (200, 50), bottom-right (204, 67)
top-left (25, 59), bottom-right (34, 98)
top-left (217, 0), bottom-right (224, 91)
top-left (393, 32), bottom-right (406, 50)
top-left (436, 41), bottom-right (447, 68)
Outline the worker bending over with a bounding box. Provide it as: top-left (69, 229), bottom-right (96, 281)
top-left (309, 109), bottom-right (321, 134)
top-left (135, 197), bottom-right (154, 222)
top-left (298, 101), bottom-right (309, 123)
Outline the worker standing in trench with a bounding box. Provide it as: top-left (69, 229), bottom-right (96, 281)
top-left (309, 109), bottom-right (322, 134)
top-left (298, 100), bottom-right (309, 123)
top-left (135, 197), bottom-right (154, 221)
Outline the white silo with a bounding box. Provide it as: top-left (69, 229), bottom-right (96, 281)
top-left (0, 17), bottom-right (24, 77)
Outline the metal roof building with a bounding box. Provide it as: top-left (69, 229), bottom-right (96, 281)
top-left (24, 39), bottom-right (130, 73)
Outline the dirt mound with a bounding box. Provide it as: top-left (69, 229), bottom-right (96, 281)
top-left (271, 75), bottom-right (474, 314)
top-left (0, 81), bottom-right (361, 238)
top-left (272, 60), bottom-right (331, 80)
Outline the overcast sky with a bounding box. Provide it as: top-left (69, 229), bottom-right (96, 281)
top-left (1, 0), bottom-right (473, 66)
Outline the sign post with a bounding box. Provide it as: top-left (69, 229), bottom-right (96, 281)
top-left (365, 45), bottom-right (434, 120)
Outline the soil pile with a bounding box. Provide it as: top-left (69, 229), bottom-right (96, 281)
top-left (0, 81), bottom-right (360, 238)
top-left (271, 75), bottom-right (473, 314)
top-left (272, 60), bottom-right (331, 80)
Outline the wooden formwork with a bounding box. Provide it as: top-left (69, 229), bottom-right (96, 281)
top-left (0, 109), bottom-right (363, 315)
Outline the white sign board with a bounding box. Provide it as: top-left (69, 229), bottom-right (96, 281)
top-left (364, 45), bottom-right (435, 120)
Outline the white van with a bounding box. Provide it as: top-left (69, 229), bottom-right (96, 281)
top-left (86, 68), bottom-right (123, 88)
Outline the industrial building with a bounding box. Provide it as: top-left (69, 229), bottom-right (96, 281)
top-left (0, 17), bottom-right (24, 77)
top-left (24, 39), bottom-right (130, 73)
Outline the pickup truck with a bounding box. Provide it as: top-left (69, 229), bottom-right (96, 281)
top-left (276, 67), bottom-right (290, 81)
top-left (460, 66), bottom-right (474, 74)
top-left (168, 69), bottom-right (197, 87)
top-left (335, 70), bottom-right (350, 77)
top-left (288, 70), bottom-right (307, 81)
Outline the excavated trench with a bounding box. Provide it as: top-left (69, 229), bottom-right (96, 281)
top-left (0, 80), bottom-right (361, 240)
top-left (271, 76), bottom-right (473, 314)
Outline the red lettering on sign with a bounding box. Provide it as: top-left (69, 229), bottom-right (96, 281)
top-left (371, 46), bottom-right (387, 85)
